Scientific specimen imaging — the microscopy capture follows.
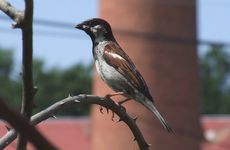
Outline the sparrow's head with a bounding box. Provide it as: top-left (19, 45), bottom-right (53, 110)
top-left (75, 18), bottom-right (115, 43)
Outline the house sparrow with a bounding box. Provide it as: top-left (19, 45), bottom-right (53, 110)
top-left (75, 18), bottom-right (173, 132)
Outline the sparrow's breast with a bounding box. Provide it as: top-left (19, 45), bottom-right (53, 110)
top-left (94, 42), bottom-right (134, 94)
top-left (95, 58), bottom-right (125, 91)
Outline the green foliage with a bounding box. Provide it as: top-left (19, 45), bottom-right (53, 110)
top-left (0, 48), bottom-right (14, 77)
top-left (199, 45), bottom-right (230, 114)
top-left (0, 48), bottom-right (21, 108)
top-left (0, 47), bottom-right (92, 116)
top-left (33, 60), bottom-right (93, 116)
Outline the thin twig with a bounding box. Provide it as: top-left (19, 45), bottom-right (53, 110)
top-left (0, 99), bottom-right (58, 150)
top-left (0, 95), bottom-right (149, 150)
top-left (0, 0), bottom-right (24, 28)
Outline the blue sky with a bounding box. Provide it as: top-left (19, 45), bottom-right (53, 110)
top-left (0, 0), bottom-right (230, 72)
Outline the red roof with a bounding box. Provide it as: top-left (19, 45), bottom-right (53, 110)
top-left (0, 118), bottom-right (90, 150)
top-left (202, 116), bottom-right (230, 150)
top-left (1, 116), bottom-right (230, 150)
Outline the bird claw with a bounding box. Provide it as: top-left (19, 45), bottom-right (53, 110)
top-left (116, 117), bottom-right (122, 123)
top-left (132, 137), bottom-right (136, 141)
top-left (106, 107), bottom-right (109, 114)
top-left (100, 106), bottom-right (115, 121)
top-left (99, 106), bottom-right (104, 114)
top-left (133, 116), bottom-right (138, 122)
top-left (111, 111), bottom-right (115, 121)
top-left (99, 106), bottom-right (109, 114)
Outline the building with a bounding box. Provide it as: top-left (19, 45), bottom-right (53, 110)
top-left (0, 116), bottom-right (230, 150)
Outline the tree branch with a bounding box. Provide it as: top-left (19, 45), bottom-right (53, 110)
top-left (0, 1), bottom-right (36, 148)
top-left (0, 0), bottom-right (24, 28)
top-left (20, 0), bottom-right (35, 121)
top-left (0, 95), bottom-right (149, 150)
top-left (0, 98), bottom-right (58, 150)
top-left (0, 0), bottom-right (37, 149)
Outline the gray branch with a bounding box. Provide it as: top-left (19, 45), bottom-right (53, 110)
top-left (0, 95), bottom-right (149, 150)
top-left (15, 0), bottom-right (35, 149)
top-left (0, 0), bottom-right (24, 28)
top-left (0, 0), bottom-right (36, 149)
top-left (0, 98), bottom-right (58, 150)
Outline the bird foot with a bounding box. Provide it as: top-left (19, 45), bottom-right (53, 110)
top-left (99, 106), bottom-right (115, 121)
top-left (101, 93), bottom-right (128, 121)
top-left (99, 106), bottom-right (104, 114)
top-left (118, 98), bottom-right (131, 105)
top-left (116, 98), bottom-right (131, 112)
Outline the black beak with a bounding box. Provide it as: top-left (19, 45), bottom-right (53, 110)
top-left (75, 23), bottom-right (89, 30)
top-left (75, 24), bottom-right (83, 29)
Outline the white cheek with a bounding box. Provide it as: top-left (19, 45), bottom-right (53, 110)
top-left (90, 27), bottom-right (97, 33)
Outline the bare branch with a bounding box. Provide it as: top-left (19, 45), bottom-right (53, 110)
top-left (0, 0), bottom-right (36, 148)
top-left (0, 98), bottom-right (58, 150)
top-left (0, 95), bottom-right (149, 150)
top-left (19, 0), bottom-right (35, 123)
top-left (0, 0), bottom-right (24, 28)
top-left (13, 0), bottom-right (36, 149)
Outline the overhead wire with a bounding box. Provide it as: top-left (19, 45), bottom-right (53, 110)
top-left (0, 27), bottom-right (83, 39)
top-left (0, 15), bottom-right (230, 47)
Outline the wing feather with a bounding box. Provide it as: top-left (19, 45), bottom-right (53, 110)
top-left (103, 42), bottom-right (154, 102)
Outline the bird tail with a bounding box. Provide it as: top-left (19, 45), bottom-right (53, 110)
top-left (142, 99), bottom-right (174, 133)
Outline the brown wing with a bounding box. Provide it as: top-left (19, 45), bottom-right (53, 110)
top-left (103, 42), bottom-right (154, 102)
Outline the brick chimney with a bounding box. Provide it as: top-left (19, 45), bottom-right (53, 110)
top-left (91, 0), bottom-right (203, 150)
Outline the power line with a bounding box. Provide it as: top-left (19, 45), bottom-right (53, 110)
top-left (0, 28), bottom-right (84, 39)
top-left (0, 15), bottom-right (74, 30)
top-left (1, 15), bottom-right (230, 47)
top-left (34, 18), bottom-right (74, 29)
